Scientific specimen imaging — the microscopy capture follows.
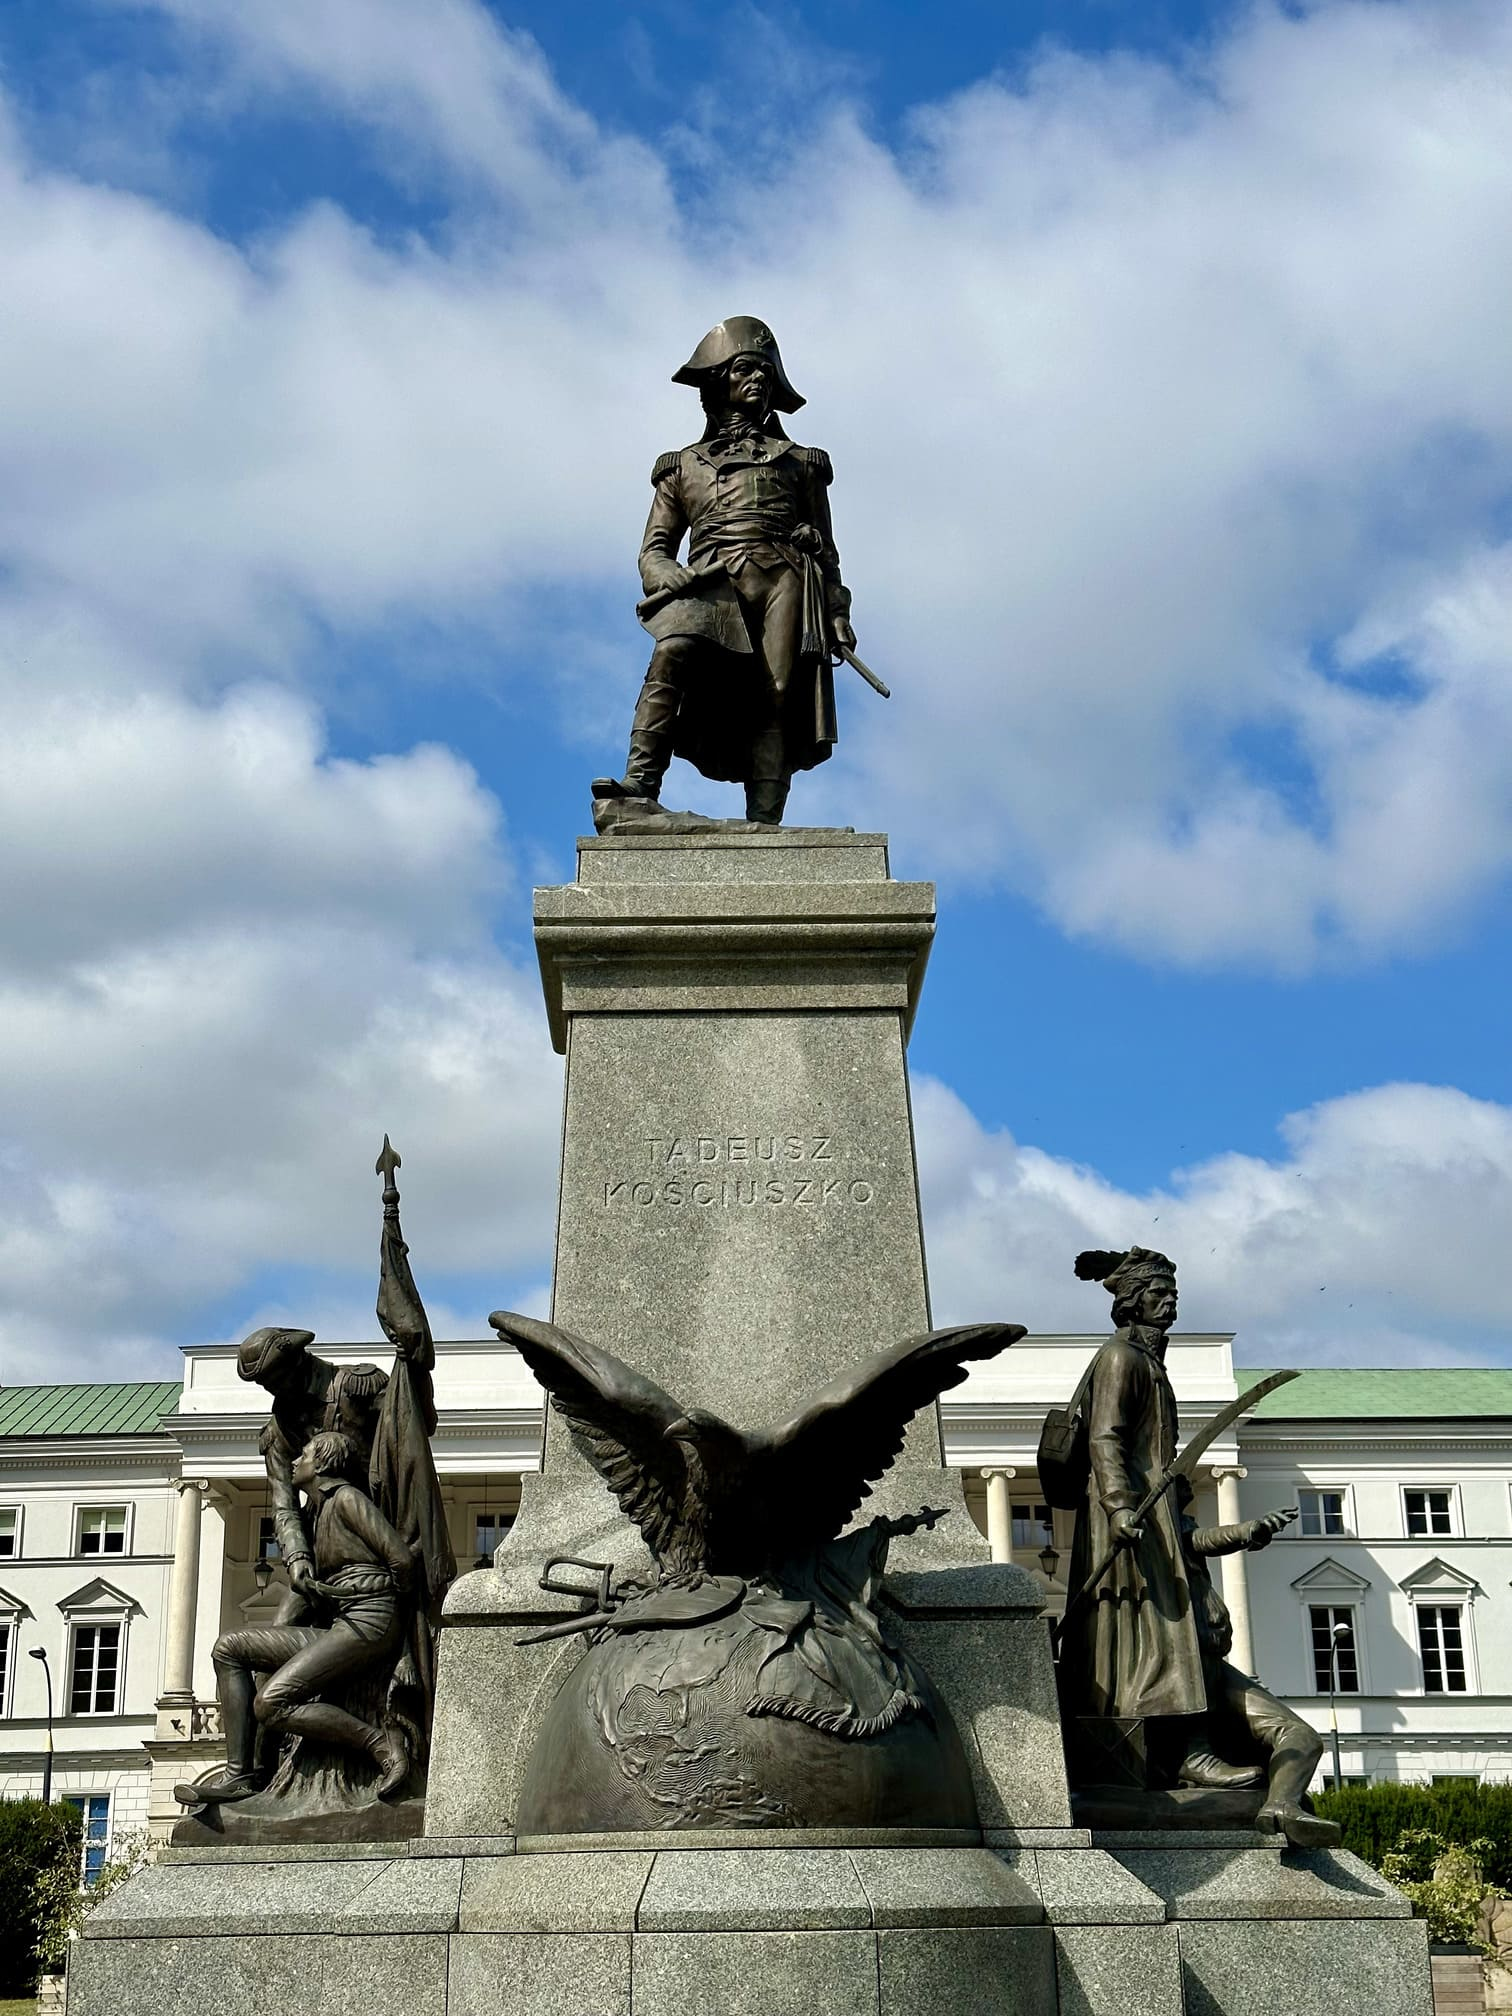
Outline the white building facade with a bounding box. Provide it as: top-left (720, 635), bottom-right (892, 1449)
top-left (2, 1335), bottom-right (1508, 1867)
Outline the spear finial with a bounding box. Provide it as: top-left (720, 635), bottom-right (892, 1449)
top-left (376, 1135), bottom-right (401, 1213)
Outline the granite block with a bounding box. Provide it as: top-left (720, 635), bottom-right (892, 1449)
top-left (636, 1846), bottom-right (872, 1930)
top-left (987, 1827), bottom-right (1092, 1849)
top-left (883, 1606), bottom-right (1073, 1830)
top-left (632, 1930), bottom-right (880, 2016)
top-left (67, 1933), bottom-right (447, 2016)
top-left (1117, 1845), bottom-right (1410, 1919)
top-left (1055, 1923), bottom-right (1184, 2016)
top-left (517, 1825), bottom-right (980, 1852)
top-left (410, 1835), bottom-right (514, 1858)
top-left (460, 1850), bottom-right (652, 1931)
top-left (447, 1932), bottom-right (630, 2016)
top-left (876, 1926), bottom-right (1057, 2015)
top-left (849, 1846), bottom-right (1043, 1926)
top-left (1033, 1848), bottom-right (1167, 1924)
top-left (81, 1855), bottom-right (461, 1938)
top-left (156, 1841), bottom-right (401, 1863)
top-left (574, 831), bottom-right (891, 885)
top-left (1177, 1916), bottom-right (1433, 2016)
top-left (549, 1008), bottom-right (936, 1440)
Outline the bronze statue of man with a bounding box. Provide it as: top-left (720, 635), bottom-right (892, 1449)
top-left (179, 1431), bottom-right (415, 1805)
top-left (594, 316), bottom-right (856, 827)
top-left (1057, 1246), bottom-right (1335, 1848)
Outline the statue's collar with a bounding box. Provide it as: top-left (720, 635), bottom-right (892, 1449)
top-left (1121, 1323), bottom-right (1170, 1365)
top-left (691, 433), bottom-right (793, 470)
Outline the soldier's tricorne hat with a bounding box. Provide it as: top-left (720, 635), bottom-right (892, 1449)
top-left (673, 317), bottom-right (805, 413)
top-left (237, 1325), bottom-right (315, 1387)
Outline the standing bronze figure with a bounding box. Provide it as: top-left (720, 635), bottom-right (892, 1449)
top-left (594, 317), bottom-right (860, 829)
top-left (1050, 1246), bottom-right (1338, 1848)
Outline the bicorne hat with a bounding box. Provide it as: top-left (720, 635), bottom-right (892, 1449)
top-left (673, 317), bottom-right (805, 412)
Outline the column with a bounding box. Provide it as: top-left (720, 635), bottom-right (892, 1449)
top-left (980, 1467), bottom-right (1016, 1564)
top-left (159, 1478), bottom-right (209, 1703)
top-left (1213, 1466), bottom-right (1255, 1676)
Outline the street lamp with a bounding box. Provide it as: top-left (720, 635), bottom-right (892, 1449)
top-left (1038, 1541), bottom-right (1061, 1587)
top-left (1327, 1620), bottom-right (1351, 1794)
top-left (27, 1647), bottom-right (54, 1805)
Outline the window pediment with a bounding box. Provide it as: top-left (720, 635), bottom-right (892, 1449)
top-left (58, 1577), bottom-right (139, 1618)
top-left (1400, 1557), bottom-right (1481, 1602)
top-left (0, 1584), bottom-right (30, 1620)
top-left (1291, 1556), bottom-right (1373, 1598)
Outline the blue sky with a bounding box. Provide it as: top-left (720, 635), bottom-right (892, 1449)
top-left (2, 0), bottom-right (1511, 1380)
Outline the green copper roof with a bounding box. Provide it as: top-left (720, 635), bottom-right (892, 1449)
top-left (1237, 1367), bottom-right (1512, 1420)
top-left (0, 1382), bottom-right (181, 1438)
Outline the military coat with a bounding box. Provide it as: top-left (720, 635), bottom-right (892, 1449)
top-left (1057, 1329), bottom-right (1207, 1724)
top-left (637, 431), bottom-right (852, 781)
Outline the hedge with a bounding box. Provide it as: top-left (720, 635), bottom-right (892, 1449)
top-left (1313, 1781), bottom-right (1512, 1891)
top-left (0, 1799), bottom-right (82, 1996)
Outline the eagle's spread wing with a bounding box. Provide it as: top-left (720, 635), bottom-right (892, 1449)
top-left (748, 1323), bottom-right (1026, 1556)
top-left (488, 1312), bottom-right (688, 1560)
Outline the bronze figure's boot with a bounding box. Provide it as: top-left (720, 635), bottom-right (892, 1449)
top-left (1177, 1746), bottom-right (1265, 1791)
top-left (374, 1724), bottom-right (411, 1802)
top-left (595, 676), bottom-right (679, 802)
top-left (745, 725), bottom-right (789, 826)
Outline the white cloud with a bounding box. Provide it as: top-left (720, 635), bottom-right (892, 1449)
top-left (914, 1075), bottom-right (1512, 1365)
top-left (3, 0), bottom-right (1510, 969)
top-left (0, 675), bottom-right (559, 1382)
top-left (3, 0), bottom-right (1512, 1375)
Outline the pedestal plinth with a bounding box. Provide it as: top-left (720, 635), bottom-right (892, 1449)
top-left (424, 829), bottom-right (1070, 1844)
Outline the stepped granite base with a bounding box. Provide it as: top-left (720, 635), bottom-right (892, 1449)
top-left (70, 1834), bottom-right (1431, 2016)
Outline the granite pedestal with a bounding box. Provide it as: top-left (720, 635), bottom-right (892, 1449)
top-left (425, 831), bottom-right (1072, 1845)
top-left (72, 1835), bottom-right (1432, 2015)
top-left (75, 831), bottom-right (1432, 2011)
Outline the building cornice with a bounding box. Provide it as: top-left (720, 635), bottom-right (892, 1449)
top-left (0, 1437), bottom-right (175, 1472)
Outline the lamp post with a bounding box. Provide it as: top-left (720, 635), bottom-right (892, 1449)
top-left (1327, 1620), bottom-right (1350, 1793)
top-left (27, 1647), bottom-right (54, 1805)
top-left (1038, 1540), bottom-right (1061, 1589)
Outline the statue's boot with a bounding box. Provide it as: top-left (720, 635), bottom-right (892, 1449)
top-left (745, 727), bottom-right (790, 826)
top-left (176, 1663), bottom-right (265, 1803)
top-left (173, 1767), bottom-right (263, 1806)
top-left (593, 679), bottom-right (678, 802)
top-left (1177, 1746), bottom-right (1264, 1791)
top-left (1260, 1799), bottom-right (1341, 1849)
top-left (373, 1724), bottom-right (412, 1803)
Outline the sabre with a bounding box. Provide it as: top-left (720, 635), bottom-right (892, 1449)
top-left (1051, 1368), bottom-right (1299, 1649)
top-left (836, 643), bottom-right (890, 699)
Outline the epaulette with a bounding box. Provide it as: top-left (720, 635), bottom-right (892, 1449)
top-left (796, 444), bottom-right (833, 483)
top-left (651, 451), bottom-right (681, 485)
top-left (338, 1364), bottom-right (388, 1401)
top-left (257, 1419), bottom-right (284, 1458)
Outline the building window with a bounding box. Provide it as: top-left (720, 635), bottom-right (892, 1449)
top-left (1417, 1606), bottom-right (1469, 1694)
top-left (76, 1507), bottom-right (128, 1557)
top-left (257, 1516), bottom-right (281, 1562)
top-left (474, 1512), bottom-right (514, 1565)
top-left (63, 1794), bottom-right (111, 1886)
top-left (1298, 1490), bottom-right (1348, 1538)
top-left (0, 1508), bottom-right (17, 1557)
top-left (0, 1619), bottom-right (11, 1717)
top-left (1011, 1502), bottom-right (1055, 1551)
top-left (69, 1623), bottom-right (121, 1714)
top-left (1403, 1489), bottom-right (1454, 1538)
top-left (1309, 1606), bottom-right (1360, 1693)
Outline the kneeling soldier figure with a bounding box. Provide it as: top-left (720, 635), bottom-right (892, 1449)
top-left (176, 1430), bottom-right (414, 1806)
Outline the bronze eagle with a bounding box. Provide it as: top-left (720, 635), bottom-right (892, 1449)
top-left (488, 1312), bottom-right (1025, 1582)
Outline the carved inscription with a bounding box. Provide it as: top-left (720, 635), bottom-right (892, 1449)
top-left (601, 1134), bottom-right (876, 1209)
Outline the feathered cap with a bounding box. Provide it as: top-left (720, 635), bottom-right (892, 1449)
top-left (673, 317), bottom-right (805, 413)
top-left (1073, 1248), bottom-right (1176, 1297)
top-left (237, 1326), bottom-right (314, 1387)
